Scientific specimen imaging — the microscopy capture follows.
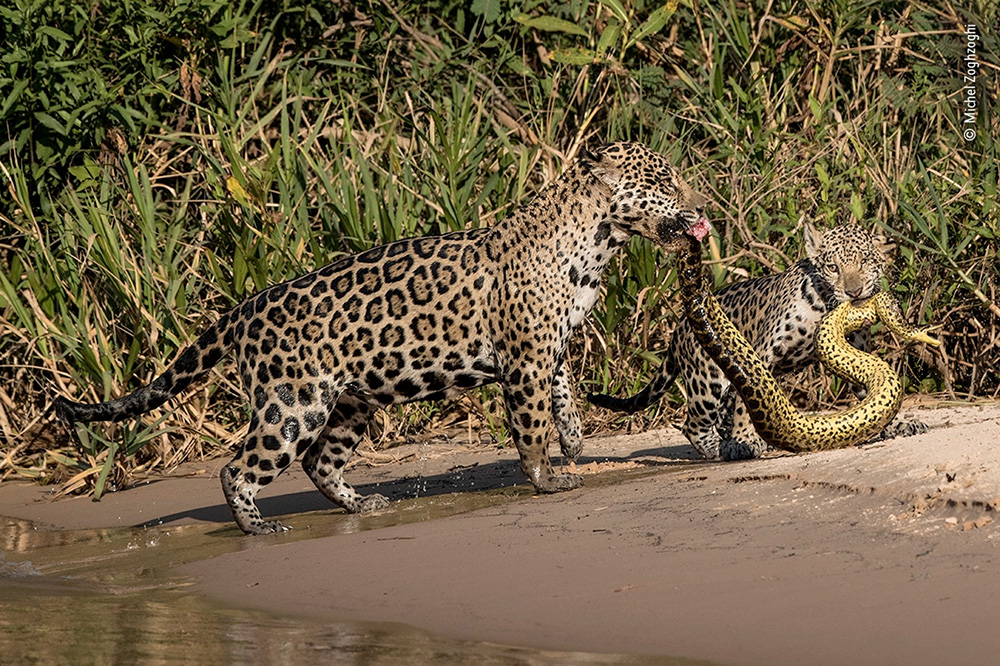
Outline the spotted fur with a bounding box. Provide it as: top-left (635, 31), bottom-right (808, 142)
top-left (589, 223), bottom-right (927, 460)
top-left (54, 141), bottom-right (708, 535)
top-left (673, 235), bottom-right (938, 455)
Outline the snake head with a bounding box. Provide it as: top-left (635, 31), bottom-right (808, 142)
top-left (910, 324), bottom-right (942, 348)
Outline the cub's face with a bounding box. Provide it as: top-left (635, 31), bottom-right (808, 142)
top-left (805, 223), bottom-right (893, 304)
top-left (586, 142), bottom-right (710, 248)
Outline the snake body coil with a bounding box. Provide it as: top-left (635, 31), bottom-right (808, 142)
top-left (678, 237), bottom-right (940, 452)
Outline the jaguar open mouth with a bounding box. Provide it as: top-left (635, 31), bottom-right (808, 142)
top-left (685, 216), bottom-right (712, 242)
top-left (657, 216), bottom-right (712, 252)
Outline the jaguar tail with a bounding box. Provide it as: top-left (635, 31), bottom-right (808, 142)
top-left (587, 361), bottom-right (679, 414)
top-left (53, 313), bottom-right (236, 425)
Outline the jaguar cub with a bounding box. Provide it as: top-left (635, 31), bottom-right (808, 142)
top-left (589, 223), bottom-right (925, 461)
top-left (55, 141), bottom-right (710, 535)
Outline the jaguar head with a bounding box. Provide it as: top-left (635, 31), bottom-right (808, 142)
top-left (584, 142), bottom-right (711, 250)
top-left (805, 223), bottom-right (893, 305)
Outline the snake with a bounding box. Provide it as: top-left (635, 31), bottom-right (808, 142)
top-left (676, 235), bottom-right (940, 452)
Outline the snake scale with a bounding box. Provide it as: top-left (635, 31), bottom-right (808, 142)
top-left (677, 235), bottom-right (940, 452)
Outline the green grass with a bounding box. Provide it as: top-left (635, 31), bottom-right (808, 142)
top-left (0, 0), bottom-right (997, 491)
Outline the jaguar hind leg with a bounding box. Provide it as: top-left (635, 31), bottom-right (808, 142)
top-left (301, 394), bottom-right (390, 514)
top-left (679, 364), bottom-right (728, 459)
top-left (221, 383), bottom-right (342, 535)
top-left (680, 384), bottom-right (725, 459)
top-left (221, 464), bottom-right (292, 535)
top-left (682, 411), bottom-right (721, 459)
top-left (222, 420), bottom-right (322, 535)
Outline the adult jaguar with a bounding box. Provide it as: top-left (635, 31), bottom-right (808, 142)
top-left (589, 223), bottom-right (927, 460)
top-left (54, 141), bottom-right (710, 535)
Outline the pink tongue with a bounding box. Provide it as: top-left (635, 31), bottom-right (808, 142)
top-left (685, 216), bottom-right (712, 242)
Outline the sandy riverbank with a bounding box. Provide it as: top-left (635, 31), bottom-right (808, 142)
top-left (2, 401), bottom-right (999, 665)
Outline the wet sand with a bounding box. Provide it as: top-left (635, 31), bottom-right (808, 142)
top-left (3, 401), bottom-right (1000, 665)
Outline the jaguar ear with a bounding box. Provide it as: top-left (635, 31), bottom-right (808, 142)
top-left (874, 233), bottom-right (896, 258)
top-left (587, 145), bottom-right (620, 188)
top-left (578, 145), bottom-right (599, 164)
top-left (804, 222), bottom-right (825, 259)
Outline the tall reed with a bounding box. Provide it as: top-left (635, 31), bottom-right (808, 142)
top-left (1, 0), bottom-right (996, 492)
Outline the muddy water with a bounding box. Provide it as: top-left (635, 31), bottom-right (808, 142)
top-left (0, 473), bottom-right (712, 665)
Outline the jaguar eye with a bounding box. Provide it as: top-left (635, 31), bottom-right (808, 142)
top-left (827, 263), bottom-right (840, 274)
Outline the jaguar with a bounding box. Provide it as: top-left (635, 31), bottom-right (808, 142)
top-left (55, 141), bottom-right (710, 535)
top-left (589, 223), bottom-right (926, 460)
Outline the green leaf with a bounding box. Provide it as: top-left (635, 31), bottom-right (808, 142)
top-left (93, 438), bottom-right (117, 501)
top-left (0, 80), bottom-right (27, 116)
top-left (971, 225), bottom-right (996, 240)
top-left (48, 451), bottom-right (82, 468)
top-left (598, 0), bottom-right (629, 23)
top-left (470, 0), bottom-right (502, 23)
top-left (69, 163), bottom-right (102, 187)
top-left (38, 26), bottom-right (73, 42)
top-left (504, 55), bottom-right (536, 77)
top-left (227, 176), bottom-right (252, 208)
top-left (548, 47), bottom-right (598, 65)
top-left (232, 244), bottom-right (248, 295)
top-left (0, 270), bottom-right (35, 337)
top-left (74, 424), bottom-right (94, 457)
top-left (513, 14), bottom-right (588, 37)
top-left (597, 20), bottom-right (622, 55)
top-left (626, 1), bottom-right (678, 49)
top-left (637, 350), bottom-right (663, 366)
top-left (33, 112), bottom-right (66, 135)
top-left (808, 94), bottom-right (823, 121)
top-left (815, 163), bottom-right (830, 186)
top-left (849, 192), bottom-right (863, 220)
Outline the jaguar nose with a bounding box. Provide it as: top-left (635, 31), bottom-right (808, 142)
top-left (846, 287), bottom-right (863, 300)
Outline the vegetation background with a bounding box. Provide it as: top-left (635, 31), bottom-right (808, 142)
top-left (1, 0), bottom-right (997, 495)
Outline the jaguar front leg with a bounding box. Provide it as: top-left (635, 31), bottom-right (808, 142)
top-left (718, 388), bottom-right (769, 461)
top-left (551, 357), bottom-right (583, 462)
top-left (504, 361), bottom-right (584, 494)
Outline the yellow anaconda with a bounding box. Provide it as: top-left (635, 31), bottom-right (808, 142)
top-left (677, 236), bottom-right (940, 452)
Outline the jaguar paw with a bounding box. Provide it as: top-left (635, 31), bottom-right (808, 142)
top-left (872, 419), bottom-right (929, 441)
top-left (359, 494), bottom-right (391, 513)
top-left (535, 472), bottom-right (584, 493)
top-left (719, 438), bottom-right (766, 461)
top-left (247, 520), bottom-right (293, 535)
top-left (560, 439), bottom-right (584, 462)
